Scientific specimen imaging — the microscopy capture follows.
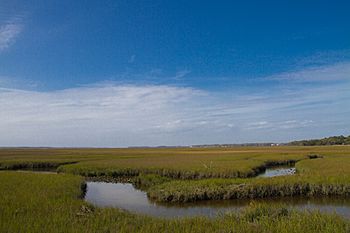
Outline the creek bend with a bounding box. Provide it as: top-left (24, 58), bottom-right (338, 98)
top-left (85, 181), bottom-right (350, 219)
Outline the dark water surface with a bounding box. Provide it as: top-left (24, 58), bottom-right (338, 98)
top-left (85, 181), bottom-right (350, 219)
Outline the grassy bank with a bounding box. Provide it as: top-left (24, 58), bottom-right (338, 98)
top-left (1, 146), bottom-right (350, 204)
top-left (1, 171), bottom-right (349, 233)
top-left (146, 150), bottom-right (350, 202)
top-left (1, 146), bottom-right (349, 178)
top-left (148, 174), bottom-right (350, 202)
top-left (0, 160), bottom-right (77, 171)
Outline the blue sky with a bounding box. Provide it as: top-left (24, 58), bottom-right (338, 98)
top-left (0, 0), bottom-right (349, 146)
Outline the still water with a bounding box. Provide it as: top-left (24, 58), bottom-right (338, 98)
top-left (257, 166), bottom-right (296, 178)
top-left (85, 181), bottom-right (350, 219)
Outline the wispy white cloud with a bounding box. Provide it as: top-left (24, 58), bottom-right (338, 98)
top-left (0, 20), bottom-right (22, 51)
top-left (266, 62), bottom-right (350, 83)
top-left (173, 70), bottom-right (191, 80)
top-left (294, 50), bottom-right (350, 67)
top-left (0, 75), bottom-right (38, 90)
top-left (1, 60), bottom-right (350, 147)
top-left (0, 78), bottom-right (349, 147)
top-left (246, 120), bottom-right (314, 131)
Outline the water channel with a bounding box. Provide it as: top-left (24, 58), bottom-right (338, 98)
top-left (85, 166), bottom-right (350, 219)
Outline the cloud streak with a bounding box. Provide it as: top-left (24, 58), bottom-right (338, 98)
top-left (1, 61), bottom-right (350, 147)
top-left (0, 20), bottom-right (22, 51)
top-left (266, 62), bottom-right (350, 83)
top-left (1, 82), bottom-right (349, 146)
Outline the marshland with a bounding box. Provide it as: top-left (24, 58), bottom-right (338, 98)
top-left (2, 0), bottom-right (350, 232)
top-left (1, 146), bottom-right (350, 232)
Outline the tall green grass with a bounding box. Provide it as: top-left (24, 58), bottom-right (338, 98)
top-left (0, 160), bottom-right (77, 170)
top-left (148, 174), bottom-right (350, 202)
top-left (141, 148), bottom-right (350, 203)
top-left (0, 171), bottom-right (349, 233)
top-left (2, 146), bottom-right (347, 178)
top-left (2, 147), bottom-right (350, 203)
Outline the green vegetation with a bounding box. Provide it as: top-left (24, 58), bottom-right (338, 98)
top-left (1, 146), bottom-right (350, 232)
top-left (0, 160), bottom-right (76, 170)
top-left (146, 147), bottom-right (350, 203)
top-left (1, 171), bottom-right (349, 233)
top-left (148, 175), bottom-right (350, 202)
top-left (134, 173), bottom-right (172, 190)
top-left (289, 135), bottom-right (350, 146)
top-left (1, 146), bottom-right (348, 179)
top-left (1, 146), bottom-right (350, 202)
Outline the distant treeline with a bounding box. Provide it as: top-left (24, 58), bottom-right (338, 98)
top-left (288, 135), bottom-right (350, 146)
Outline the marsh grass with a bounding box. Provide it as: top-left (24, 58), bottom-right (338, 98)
top-left (0, 160), bottom-right (77, 171)
top-left (0, 171), bottom-right (349, 233)
top-left (1, 147), bottom-right (350, 204)
top-left (148, 174), bottom-right (350, 202)
top-left (0, 146), bottom-right (337, 178)
top-left (134, 173), bottom-right (172, 190)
